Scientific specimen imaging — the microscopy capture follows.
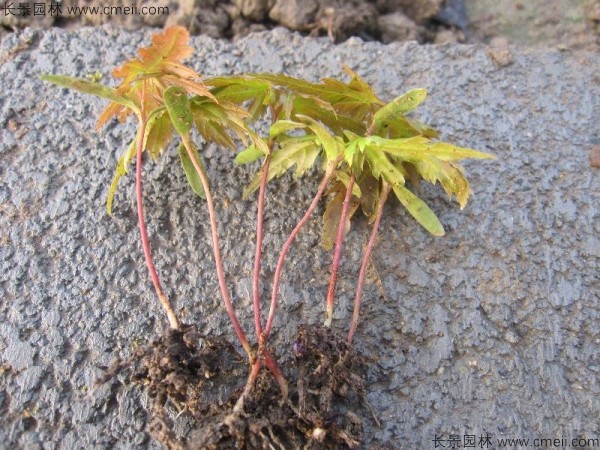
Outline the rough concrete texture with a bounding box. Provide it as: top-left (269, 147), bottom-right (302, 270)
top-left (0, 26), bottom-right (599, 448)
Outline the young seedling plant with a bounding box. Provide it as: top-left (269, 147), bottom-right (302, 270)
top-left (42, 26), bottom-right (493, 448)
top-left (41, 26), bottom-right (269, 391)
top-left (213, 68), bottom-right (493, 345)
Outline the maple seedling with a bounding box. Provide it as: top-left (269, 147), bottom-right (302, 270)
top-left (41, 25), bottom-right (493, 430)
top-left (40, 27), bottom-right (258, 362)
top-left (216, 69), bottom-right (494, 349)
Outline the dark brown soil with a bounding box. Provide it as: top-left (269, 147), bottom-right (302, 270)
top-left (184, 324), bottom-right (370, 449)
top-left (100, 324), bottom-right (374, 449)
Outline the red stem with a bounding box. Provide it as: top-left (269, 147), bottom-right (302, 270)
top-left (324, 174), bottom-right (355, 327)
top-left (135, 84), bottom-right (180, 330)
top-left (252, 153), bottom-right (271, 343)
top-left (233, 358), bottom-right (261, 412)
top-left (181, 135), bottom-right (253, 358)
top-left (347, 183), bottom-right (391, 345)
top-left (264, 168), bottom-right (335, 339)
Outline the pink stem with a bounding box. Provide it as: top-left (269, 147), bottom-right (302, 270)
top-left (135, 84), bottom-right (180, 330)
top-left (252, 153), bottom-right (271, 343)
top-left (233, 358), bottom-right (261, 412)
top-left (181, 136), bottom-right (253, 358)
top-left (264, 168), bottom-right (335, 338)
top-left (264, 349), bottom-right (288, 400)
top-left (324, 174), bottom-right (355, 327)
top-left (347, 183), bottom-right (391, 345)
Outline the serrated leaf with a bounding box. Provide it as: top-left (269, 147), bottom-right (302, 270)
top-left (336, 172), bottom-right (361, 197)
top-left (425, 142), bottom-right (495, 161)
top-left (292, 96), bottom-right (364, 135)
top-left (242, 136), bottom-right (320, 198)
top-left (164, 86), bottom-right (193, 135)
top-left (372, 89), bottom-right (427, 132)
top-left (178, 142), bottom-right (206, 199)
top-left (393, 185), bottom-right (445, 236)
top-left (96, 27), bottom-right (213, 128)
top-left (292, 145), bottom-right (320, 179)
top-left (386, 116), bottom-right (438, 139)
top-left (254, 72), bottom-right (383, 121)
top-left (235, 145), bottom-right (265, 165)
top-left (414, 159), bottom-right (471, 208)
top-left (365, 148), bottom-right (405, 187)
top-left (190, 97), bottom-right (268, 153)
top-left (342, 65), bottom-right (377, 99)
top-left (296, 115), bottom-right (342, 161)
top-left (145, 109), bottom-right (173, 159)
top-left (206, 76), bottom-right (273, 121)
top-left (358, 172), bottom-right (380, 223)
top-left (105, 108), bottom-right (168, 214)
top-left (269, 120), bottom-right (306, 137)
top-left (207, 76), bottom-right (271, 103)
top-left (106, 134), bottom-right (137, 215)
top-left (378, 137), bottom-right (494, 162)
top-left (321, 183), bottom-right (359, 250)
top-left (322, 190), bottom-right (344, 251)
top-left (40, 75), bottom-right (138, 113)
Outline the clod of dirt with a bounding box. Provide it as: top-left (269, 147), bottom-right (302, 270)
top-left (183, 324), bottom-right (371, 449)
top-left (376, 0), bottom-right (444, 23)
top-left (236, 0), bottom-right (275, 21)
top-left (378, 12), bottom-right (425, 44)
top-left (97, 324), bottom-right (244, 445)
top-left (269, 0), bottom-right (320, 30)
top-left (486, 36), bottom-right (513, 67)
top-left (319, 1), bottom-right (379, 42)
top-left (166, 0), bottom-right (232, 38)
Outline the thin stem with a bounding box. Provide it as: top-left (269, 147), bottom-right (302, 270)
top-left (264, 168), bottom-right (335, 339)
top-left (263, 349), bottom-right (288, 400)
top-left (135, 84), bottom-right (181, 331)
top-left (347, 183), bottom-right (391, 345)
top-left (252, 152), bottom-right (272, 343)
top-left (324, 174), bottom-right (355, 327)
top-left (233, 359), bottom-right (261, 412)
top-left (181, 135), bottom-right (253, 358)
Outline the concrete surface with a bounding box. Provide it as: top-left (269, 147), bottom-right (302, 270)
top-left (0, 26), bottom-right (599, 449)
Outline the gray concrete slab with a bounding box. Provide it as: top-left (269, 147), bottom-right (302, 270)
top-left (0, 26), bottom-right (599, 449)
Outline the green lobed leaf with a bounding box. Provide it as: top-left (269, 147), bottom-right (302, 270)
top-left (386, 116), bottom-right (438, 139)
top-left (292, 96), bottom-right (364, 135)
top-left (269, 120), bottom-right (306, 137)
top-left (145, 109), bottom-right (173, 160)
top-left (242, 136), bottom-right (320, 198)
top-left (358, 172), bottom-right (380, 223)
top-left (336, 171), bottom-right (362, 197)
top-left (254, 72), bottom-right (382, 121)
top-left (321, 183), bottom-right (360, 250)
top-left (164, 86), bottom-right (194, 135)
top-left (295, 115), bottom-right (342, 161)
top-left (107, 135), bottom-right (137, 215)
top-left (378, 137), bottom-right (494, 162)
top-left (292, 145), bottom-right (321, 179)
top-left (235, 145), bottom-right (265, 165)
top-left (178, 142), bottom-right (206, 199)
top-left (40, 74), bottom-right (139, 113)
top-left (207, 76), bottom-right (272, 121)
top-left (190, 97), bottom-right (271, 154)
top-left (105, 107), bottom-right (168, 215)
top-left (413, 159), bottom-right (471, 209)
top-left (365, 148), bottom-right (405, 187)
top-left (371, 88), bottom-right (427, 131)
top-left (393, 185), bottom-right (445, 236)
